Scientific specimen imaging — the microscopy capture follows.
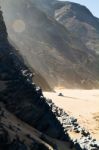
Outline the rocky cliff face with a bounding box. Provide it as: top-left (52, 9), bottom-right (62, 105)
top-left (1, 0), bottom-right (99, 89)
top-left (0, 8), bottom-right (66, 139)
top-left (0, 7), bottom-right (99, 150)
top-left (0, 7), bottom-right (68, 150)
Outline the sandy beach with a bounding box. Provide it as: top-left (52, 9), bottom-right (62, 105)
top-left (43, 89), bottom-right (99, 140)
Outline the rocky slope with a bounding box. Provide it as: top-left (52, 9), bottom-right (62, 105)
top-left (0, 8), bottom-right (82, 150)
top-left (32, 0), bottom-right (99, 54)
top-left (54, 1), bottom-right (99, 54)
top-left (0, 7), bottom-right (66, 150)
top-left (0, 7), bottom-right (99, 149)
top-left (1, 0), bottom-right (99, 89)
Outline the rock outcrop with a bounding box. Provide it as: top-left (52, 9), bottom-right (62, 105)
top-left (0, 7), bottom-right (67, 150)
top-left (0, 8), bottom-right (66, 140)
top-left (0, 105), bottom-right (51, 150)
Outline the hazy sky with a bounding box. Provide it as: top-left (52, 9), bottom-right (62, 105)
top-left (59, 0), bottom-right (99, 18)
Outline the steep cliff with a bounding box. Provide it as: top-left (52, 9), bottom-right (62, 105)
top-left (0, 7), bottom-right (67, 139)
top-left (0, 7), bottom-right (99, 150)
top-left (0, 7), bottom-right (68, 150)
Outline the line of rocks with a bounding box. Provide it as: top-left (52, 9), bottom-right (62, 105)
top-left (5, 67), bottom-right (99, 150)
top-left (46, 99), bottom-right (99, 150)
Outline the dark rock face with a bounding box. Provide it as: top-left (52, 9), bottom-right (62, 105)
top-left (0, 124), bottom-right (49, 150)
top-left (1, 0), bottom-right (99, 89)
top-left (0, 11), bottom-right (7, 41)
top-left (3, 76), bottom-right (65, 139)
top-left (0, 125), bottom-right (9, 149)
top-left (0, 7), bottom-right (65, 140)
top-left (8, 140), bottom-right (28, 150)
top-left (0, 8), bottom-right (70, 150)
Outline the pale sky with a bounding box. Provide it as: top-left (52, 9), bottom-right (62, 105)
top-left (59, 0), bottom-right (99, 18)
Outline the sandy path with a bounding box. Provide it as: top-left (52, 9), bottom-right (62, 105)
top-left (43, 89), bottom-right (99, 140)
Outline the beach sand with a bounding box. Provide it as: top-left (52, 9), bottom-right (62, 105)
top-left (43, 89), bottom-right (99, 140)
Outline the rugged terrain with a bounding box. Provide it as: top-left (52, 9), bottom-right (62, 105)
top-left (0, 8), bottom-right (93, 150)
top-left (54, 1), bottom-right (99, 54)
top-left (0, 1), bottom-right (99, 150)
top-left (1, 0), bottom-right (99, 89)
top-left (0, 8), bottom-right (67, 150)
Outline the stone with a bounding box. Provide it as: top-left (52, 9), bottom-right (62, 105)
top-left (58, 93), bottom-right (64, 97)
top-left (81, 129), bottom-right (90, 137)
top-left (70, 117), bottom-right (77, 123)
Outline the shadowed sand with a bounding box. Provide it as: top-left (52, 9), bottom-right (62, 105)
top-left (43, 89), bottom-right (99, 140)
